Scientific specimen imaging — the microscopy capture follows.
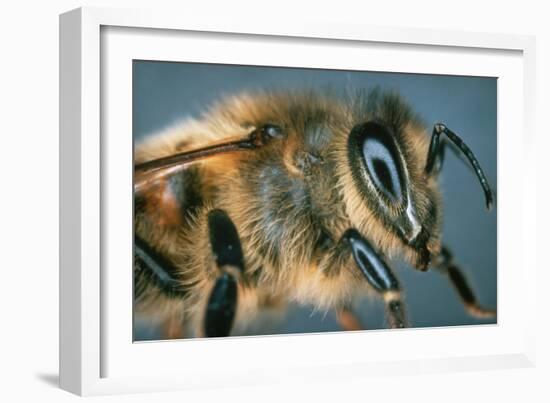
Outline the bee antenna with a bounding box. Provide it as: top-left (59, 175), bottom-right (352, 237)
top-left (426, 123), bottom-right (494, 211)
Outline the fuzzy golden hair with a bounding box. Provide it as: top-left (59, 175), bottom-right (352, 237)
top-left (134, 88), bottom-right (443, 336)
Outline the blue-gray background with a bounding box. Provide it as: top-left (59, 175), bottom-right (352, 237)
top-left (133, 61), bottom-right (497, 340)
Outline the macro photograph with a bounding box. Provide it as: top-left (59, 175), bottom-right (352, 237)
top-left (132, 61), bottom-right (497, 341)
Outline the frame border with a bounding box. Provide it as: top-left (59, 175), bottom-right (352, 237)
top-left (59, 6), bottom-right (537, 396)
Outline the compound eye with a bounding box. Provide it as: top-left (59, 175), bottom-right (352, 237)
top-left (360, 122), bottom-right (403, 202)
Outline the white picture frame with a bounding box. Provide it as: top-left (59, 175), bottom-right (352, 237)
top-left (59, 6), bottom-right (537, 396)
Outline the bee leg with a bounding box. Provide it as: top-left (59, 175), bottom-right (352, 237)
top-left (134, 235), bottom-right (187, 297)
top-left (343, 229), bottom-right (408, 329)
top-left (134, 236), bottom-right (188, 339)
top-left (434, 246), bottom-right (496, 319)
top-left (336, 305), bottom-right (363, 331)
top-left (204, 209), bottom-right (246, 337)
top-left (425, 123), bottom-right (494, 210)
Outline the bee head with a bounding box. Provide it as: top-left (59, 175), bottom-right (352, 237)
top-left (341, 112), bottom-right (442, 270)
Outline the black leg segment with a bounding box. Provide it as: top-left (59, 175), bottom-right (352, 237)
top-left (385, 298), bottom-right (407, 329)
top-left (425, 123), bottom-right (494, 210)
top-left (134, 235), bottom-right (186, 298)
top-left (205, 273), bottom-right (238, 337)
top-left (204, 209), bottom-right (246, 337)
top-left (343, 228), bottom-right (407, 328)
top-left (343, 229), bottom-right (399, 292)
top-left (434, 246), bottom-right (496, 319)
top-left (207, 209), bottom-right (245, 270)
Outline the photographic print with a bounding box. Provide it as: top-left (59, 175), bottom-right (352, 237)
top-left (133, 61), bottom-right (496, 341)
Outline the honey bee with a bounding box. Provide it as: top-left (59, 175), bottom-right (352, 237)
top-left (133, 88), bottom-right (496, 339)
